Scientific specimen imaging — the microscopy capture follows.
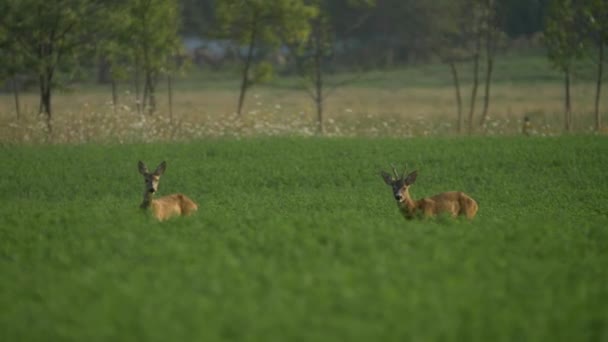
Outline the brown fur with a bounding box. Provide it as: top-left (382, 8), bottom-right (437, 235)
top-left (142, 193), bottom-right (198, 221)
top-left (138, 161), bottom-right (198, 221)
top-left (398, 189), bottom-right (478, 219)
top-left (381, 166), bottom-right (478, 220)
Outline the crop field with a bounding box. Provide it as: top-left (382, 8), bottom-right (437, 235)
top-left (1, 136), bottom-right (607, 341)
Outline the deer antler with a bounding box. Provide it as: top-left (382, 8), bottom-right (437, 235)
top-left (390, 164), bottom-right (400, 179)
top-left (402, 163), bottom-right (408, 179)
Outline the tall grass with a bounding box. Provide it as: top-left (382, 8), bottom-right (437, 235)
top-left (0, 82), bottom-right (604, 144)
top-left (1, 54), bottom-right (606, 144)
top-left (1, 136), bottom-right (607, 341)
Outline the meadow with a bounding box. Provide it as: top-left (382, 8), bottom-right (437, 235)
top-left (1, 54), bottom-right (606, 143)
top-left (1, 136), bottom-right (607, 341)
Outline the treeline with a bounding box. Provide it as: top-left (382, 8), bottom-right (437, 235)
top-left (0, 0), bottom-right (606, 135)
top-left (182, 0), bottom-right (550, 67)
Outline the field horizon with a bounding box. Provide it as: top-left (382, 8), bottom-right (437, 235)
top-left (1, 53), bottom-right (607, 144)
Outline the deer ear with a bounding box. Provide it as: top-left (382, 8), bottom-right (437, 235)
top-left (381, 171), bottom-right (394, 185)
top-left (154, 161), bottom-right (167, 176)
top-left (138, 161), bottom-right (148, 175)
top-left (404, 170), bottom-right (418, 185)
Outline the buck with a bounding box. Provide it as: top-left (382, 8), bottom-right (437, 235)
top-left (381, 164), bottom-right (478, 220)
top-left (138, 161), bottom-right (198, 221)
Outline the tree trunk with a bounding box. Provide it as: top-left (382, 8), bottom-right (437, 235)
top-left (167, 73), bottom-right (174, 124)
top-left (12, 75), bottom-right (21, 119)
top-left (111, 77), bottom-right (118, 114)
top-left (134, 56), bottom-right (141, 115)
top-left (10, 49), bottom-right (21, 119)
top-left (564, 69), bottom-right (572, 132)
top-left (594, 42), bottom-right (604, 132)
top-left (479, 10), bottom-right (496, 130)
top-left (468, 21), bottom-right (482, 135)
top-left (40, 73), bottom-right (53, 135)
top-left (479, 56), bottom-right (494, 129)
top-left (385, 47), bottom-right (395, 69)
top-left (38, 74), bottom-right (45, 115)
top-left (449, 61), bottom-right (463, 134)
top-left (142, 38), bottom-right (154, 115)
top-left (237, 17), bottom-right (258, 116)
top-left (142, 72), bottom-right (150, 114)
top-left (37, 59), bottom-right (54, 136)
top-left (313, 20), bottom-right (325, 135)
top-left (147, 71), bottom-right (156, 115)
top-left (97, 56), bottom-right (111, 84)
top-left (315, 95), bottom-right (324, 135)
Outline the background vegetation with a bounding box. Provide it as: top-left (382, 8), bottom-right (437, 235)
top-left (0, 0), bottom-right (607, 141)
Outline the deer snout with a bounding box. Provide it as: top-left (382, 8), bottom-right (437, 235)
top-left (148, 188), bottom-right (156, 193)
top-left (394, 194), bottom-right (402, 201)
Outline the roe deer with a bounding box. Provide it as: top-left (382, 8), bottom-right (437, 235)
top-left (381, 164), bottom-right (478, 220)
top-left (138, 161), bottom-right (198, 221)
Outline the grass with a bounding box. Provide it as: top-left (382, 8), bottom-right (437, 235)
top-left (1, 136), bottom-right (607, 341)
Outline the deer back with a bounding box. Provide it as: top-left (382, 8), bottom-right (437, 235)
top-left (151, 193), bottom-right (198, 221)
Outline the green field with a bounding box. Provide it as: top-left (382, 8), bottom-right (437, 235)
top-left (1, 136), bottom-right (607, 341)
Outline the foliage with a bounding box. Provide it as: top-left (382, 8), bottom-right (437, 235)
top-left (1, 136), bottom-right (607, 340)
top-left (543, 0), bottom-right (585, 72)
top-left (580, 0), bottom-right (608, 46)
top-left (579, 0), bottom-right (608, 131)
top-left (214, 0), bottom-right (317, 115)
top-left (96, 3), bottom-right (136, 82)
top-left (0, 22), bottom-right (23, 82)
top-left (0, 0), bottom-right (120, 133)
top-left (127, 0), bottom-right (181, 114)
top-left (128, 0), bottom-right (181, 72)
top-left (215, 0), bottom-right (316, 46)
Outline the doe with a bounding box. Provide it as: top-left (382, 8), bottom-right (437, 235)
top-left (138, 160), bottom-right (198, 221)
top-left (381, 164), bottom-right (478, 220)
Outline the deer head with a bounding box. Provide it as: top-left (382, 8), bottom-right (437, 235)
top-left (381, 164), bottom-right (418, 203)
top-left (138, 161), bottom-right (167, 195)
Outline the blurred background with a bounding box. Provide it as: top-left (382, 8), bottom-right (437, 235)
top-left (0, 0), bottom-right (606, 143)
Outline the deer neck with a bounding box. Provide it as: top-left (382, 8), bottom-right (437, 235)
top-left (398, 188), bottom-right (419, 218)
top-left (140, 191), bottom-right (154, 210)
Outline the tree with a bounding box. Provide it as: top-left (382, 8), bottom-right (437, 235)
top-left (0, 0), bottom-right (115, 135)
top-left (428, 0), bottom-right (473, 134)
top-left (478, 0), bottom-right (498, 129)
top-left (290, 6), bottom-right (334, 135)
top-left (179, 0), bottom-right (216, 36)
top-left (581, 0), bottom-right (608, 132)
top-left (465, 0), bottom-right (490, 135)
top-left (544, 0), bottom-right (585, 132)
top-left (0, 22), bottom-right (25, 119)
top-left (128, 0), bottom-right (181, 115)
top-left (500, 0), bottom-right (549, 38)
top-left (359, 0), bottom-right (441, 68)
top-left (426, 0), bottom-right (493, 135)
top-left (215, 0), bottom-right (316, 116)
top-left (95, 4), bottom-right (134, 114)
top-left (288, 0), bottom-right (374, 134)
